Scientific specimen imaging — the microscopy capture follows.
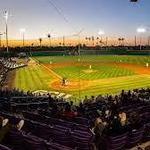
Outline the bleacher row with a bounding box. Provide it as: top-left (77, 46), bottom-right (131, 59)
top-left (32, 90), bottom-right (72, 101)
top-left (0, 58), bottom-right (26, 70)
top-left (0, 97), bottom-right (93, 150)
top-left (0, 57), bottom-right (27, 87)
top-left (0, 88), bottom-right (150, 150)
top-left (0, 112), bottom-right (93, 150)
top-left (0, 57), bottom-right (149, 150)
top-left (0, 64), bottom-right (8, 86)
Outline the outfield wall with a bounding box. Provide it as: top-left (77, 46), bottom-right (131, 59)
top-left (30, 49), bottom-right (150, 56)
top-left (30, 51), bottom-right (67, 56)
top-left (80, 49), bottom-right (150, 55)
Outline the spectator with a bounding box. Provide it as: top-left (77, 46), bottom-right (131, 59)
top-left (109, 115), bottom-right (122, 135)
top-left (0, 118), bottom-right (9, 143)
top-left (63, 104), bottom-right (77, 118)
top-left (93, 118), bottom-right (106, 150)
top-left (129, 112), bottom-right (142, 130)
top-left (70, 101), bottom-right (77, 112)
top-left (16, 120), bottom-right (24, 131)
top-left (119, 111), bottom-right (127, 126)
top-left (0, 117), bottom-right (4, 129)
top-left (78, 102), bottom-right (84, 115)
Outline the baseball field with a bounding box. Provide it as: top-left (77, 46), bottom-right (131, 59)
top-left (11, 55), bottom-right (150, 101)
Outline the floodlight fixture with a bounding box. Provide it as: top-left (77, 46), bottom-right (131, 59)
top-left (4, 11), bottom-right (8, 22)
top-left (98, 29), bottom-right (105, 35)
top-left (20, 28), bottom-right (26, 33)
top-left (137, 27), bottom-right (146, 33)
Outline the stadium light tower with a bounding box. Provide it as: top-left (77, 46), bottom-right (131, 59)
top-left (98, 29), bottom-right (105, 46)
top-left (98, 30), bottom-right (105, 36)
top-left (20, 28), bottom-right (26, 47)
top-left (137, 27), bottom-right (146, 50)
top-left (4, 11), bottom-right (9, 53)
top-left (137, 28), bottom-right (146, 33)
top-left (0, 33), bottom-right (3, 47)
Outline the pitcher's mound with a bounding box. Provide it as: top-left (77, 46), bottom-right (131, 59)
top-left (82, 69), bottom-right (97, 74)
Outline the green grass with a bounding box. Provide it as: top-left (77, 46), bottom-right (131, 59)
top-left (53, 64), bottom-right (135, 80)
top-left (14, 65), bottom-right (53, 92)
top-left (34, 55), bottom-right (150, 65)
top-left (13, 55), bottom-right (150, 101)
top-left (70, 75), bottom-right (150, 100)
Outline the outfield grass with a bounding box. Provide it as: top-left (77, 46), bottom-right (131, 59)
top-left (13, 55), bottom-right (150, 101)
top-left (34, 55), bottom-right (150, 65)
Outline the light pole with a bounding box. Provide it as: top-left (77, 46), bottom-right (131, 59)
top-left (98, 29), bottom-right (105, 47)
top-left (137, 27), bottom-right (146, 50)
top-left (20, 28), bottom-right (26, 47)
top-left (134, 36), bottom-right (137, 47)
top-left (63, 36), bottom-right (65, 46)
top-left (4, 11), bottom-right (9, 53)
top-left (0, 33), bottom-right (3, 47)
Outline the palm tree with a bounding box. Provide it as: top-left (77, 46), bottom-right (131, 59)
top-left (39, 38), bottom-right (42, 47)
top-left (88, 37), bottom-right (91, 46)
top-left (118, 38), bottom-right (122, 46)
top-left (85, 37), bottom-right (88, 45)
top-left (92, 36), bottom-right (94, 46)
top-left (31, 43), bottom-right (34, 47)
top-left (99, 39), bottom-right (104, 47)
top-left (59, 42), bottom-right (62, 46)
top-left (122, 38), bottom-right (125, 46)
top-left (96, 37), bottom-right (99, 46)
top-left (118, 38), bottom-right (125, 46)
top-left (47, 34), bottom-right (51, 47)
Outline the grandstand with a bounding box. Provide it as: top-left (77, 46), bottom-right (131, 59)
top-left (0, 0), bottom-right (150, 149)
top-left (0, 46), bottom-right (149, 150)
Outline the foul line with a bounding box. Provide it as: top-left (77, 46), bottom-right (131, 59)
top-left (30, 58), bottom-right (62, 80)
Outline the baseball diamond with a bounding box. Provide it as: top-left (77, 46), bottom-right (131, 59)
top-left (8, 55), bottom-right (150, 102)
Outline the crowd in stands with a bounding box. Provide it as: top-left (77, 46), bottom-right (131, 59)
top-left (0, 58), bottom-right (26, 69)
top-left (0, 56), bottom-right (149, 149)
top-left (0, 57), bottom-right (27, 87)
top-left (0, 87), bottom-right (149, 150)
top-left (0, 64), bottom-right (8, 87)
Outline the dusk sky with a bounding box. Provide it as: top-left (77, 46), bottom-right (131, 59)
top-left (0, 0), bottom-right (150, 40)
